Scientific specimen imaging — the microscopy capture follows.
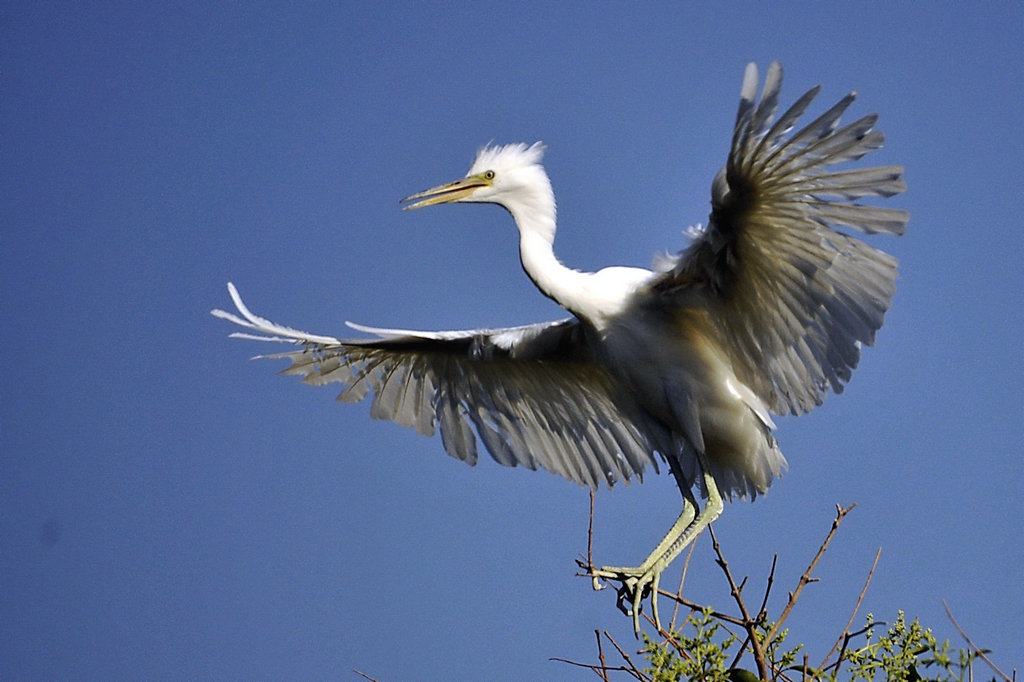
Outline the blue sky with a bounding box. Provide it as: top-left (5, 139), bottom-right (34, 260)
top-left (2, 3), bottom-right (1021, 679)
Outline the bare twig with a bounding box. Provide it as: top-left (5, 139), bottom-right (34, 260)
top-left (824, 622), bottom-right (877, 678)
top-left (551, 630), bottom-right (638, 680)
top-left (943, 600), bottom-right (1013, 682)
top-left (709, 524), bottom-right (769, 680)
top-left (656, 588), bottom-right (747, 627)
top-left (576, 490), bottom-right (609, 592)
top-left (757, 554), bottom-right (778, 619)
top-left (587, 490), bottom-right (596, 573)
top-left (596, 628), bottom-right (610, 682)
top-left (548, 656), bottom-right (635, 678)
top-left (353, 670), bottom-right (378, 681)
top-left (603, 630), bottom-right (649, 680)
top-left (729, 553), bottom-right (780, 673)
top-left (819, 546), bottom-right (881, 670)
top-left (669, 538), bottom-right (699, 630)
top-left (765, 503), bottom-right (855, 645)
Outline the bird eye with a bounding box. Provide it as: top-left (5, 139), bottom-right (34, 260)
top-left (484, 170), bottom-right (495, 180)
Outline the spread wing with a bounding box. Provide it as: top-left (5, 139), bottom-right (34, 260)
top-left (212, 283), bottom-right (658, 488)
top-left (649, 62), bottom-right (908, 415)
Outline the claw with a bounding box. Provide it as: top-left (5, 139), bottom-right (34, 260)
top-left (577, 558), bottom-right (610, 592)
top-left (613, 576), bottom-right (639, 614)
top-left (596, 567), bottom-right (660, 636)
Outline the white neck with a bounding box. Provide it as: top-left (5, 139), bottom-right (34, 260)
top-left (497, 167), bottom-right (647, 327)
top-left (506, 195), bottom-right (621, 326)
top-left (518, 229), bottom-right (592, 310)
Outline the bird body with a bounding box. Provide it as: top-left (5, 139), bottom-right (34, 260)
top-left (599, 305), bottom-right (784, 496)
top-left (213, 62), bottom-right (906, 633)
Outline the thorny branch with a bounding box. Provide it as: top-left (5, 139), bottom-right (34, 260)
top-left (943, 600), bottom-right (1014, 682)
top-left (728, 553), bottom-right (778, 674)
top-left (567, 498), bottom-right (1012, 682)
top-left (595, 629), bottom-right (610, 682)
top-left (566, 501), bottom-right (863, 679)
top-left (819, 546), bottom-right (881, 672)
top-left (708, 524), bottom-right (769, 679)
top-left (764, 503), bottom-right (855, 646)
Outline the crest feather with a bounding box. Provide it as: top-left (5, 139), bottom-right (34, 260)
top-left (469, 142), bottom-right (546, 175)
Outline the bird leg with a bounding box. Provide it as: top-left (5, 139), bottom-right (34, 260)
top-left (592, 456), bottom-right (724, 635)
top-left (593, 496), bottom-right (697, 633)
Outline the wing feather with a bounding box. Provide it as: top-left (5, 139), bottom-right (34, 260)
top-left (213, 284), bottom-right (658, 488)
top-left (649, 62), bottom-right (907, 415)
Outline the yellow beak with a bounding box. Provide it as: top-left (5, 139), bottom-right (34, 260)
top-left (400, 173), bottom-right (493, 210)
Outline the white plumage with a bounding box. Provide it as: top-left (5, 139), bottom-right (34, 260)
top-left (213, 62), bottom-right (906, 632)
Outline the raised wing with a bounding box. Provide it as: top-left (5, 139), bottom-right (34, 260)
top-left (213, 283), bottom-right (658, 488)
top-left (650, 62), bottom-right (907, 415)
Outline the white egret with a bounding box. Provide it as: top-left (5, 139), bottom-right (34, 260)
top-left (213, 62), bottom-right (906, 633)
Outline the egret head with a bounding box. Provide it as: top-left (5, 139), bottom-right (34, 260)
top-left (401, 142), bottom-right (553, 216)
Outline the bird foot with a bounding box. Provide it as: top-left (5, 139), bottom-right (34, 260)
top-left (590, 565), bottom-right (662, 635)
top-left (575, 558), bottom-right (611, 592)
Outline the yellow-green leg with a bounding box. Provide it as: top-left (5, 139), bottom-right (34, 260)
top-left (592, 453), bottom-right (723, 635)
